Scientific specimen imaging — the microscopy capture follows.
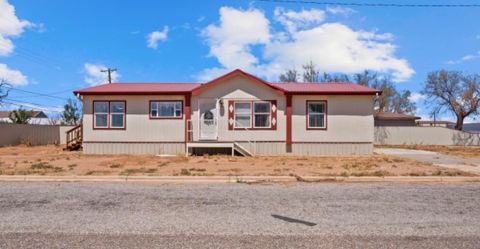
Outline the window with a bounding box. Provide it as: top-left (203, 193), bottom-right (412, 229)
top-left (307, 101), bottom-right (326, 129)
top-left (94, 102), bottom-right (108, 128)
top-left (234, 102), bottom-right (251, 128)
top-left (254, 102), bottom-right (271, 128)
top-left (110, 102), bottom-right (125, 128)
top-left (93, 101), bottom-right (126, 129)
top-left (150, 101), bottom-right (182, 118)
top-left (232, 101), bottom-right (274, 129)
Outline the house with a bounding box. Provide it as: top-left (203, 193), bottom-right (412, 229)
top-left (417, 120), bottom-right (455, 128)
top-left (374, 112), bottom-right (420, 127)
top-left (0, 110), bottom-right (50, 125)
top-left (72, 69), bottom-right (381, 156)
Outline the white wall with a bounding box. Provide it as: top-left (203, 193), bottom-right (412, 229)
top-left (191, 75), bottom-right (286, 142)
top-left (292, 95), bottom-right (374, 143)
top-left (83, 95), bottom-right (186, 142)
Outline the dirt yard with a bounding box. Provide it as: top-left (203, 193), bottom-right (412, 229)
top-left (376, 145), bottom-right (480, 159)
top-left (0, 145), bottom-right (474, 177)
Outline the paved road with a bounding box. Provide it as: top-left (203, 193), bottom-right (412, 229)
top-left (375, 148), bottom-right (480, 174)
top-left (1, 182), bottom-right (479, 248)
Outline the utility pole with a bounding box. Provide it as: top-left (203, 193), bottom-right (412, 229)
top-left (101, 68), bottom-right (117, 84)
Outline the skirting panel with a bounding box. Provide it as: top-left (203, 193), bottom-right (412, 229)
top-left (290, 143), bottom-right (373, 155)
top-left (83, 142), bottom-right (185, 155)
top-left (234, 142), bottom-right (286, 155)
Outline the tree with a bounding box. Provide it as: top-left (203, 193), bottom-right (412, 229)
top-left (422, 70), bottom-right (480, 130)
top-left (0, 79), bottom-right (10, 105)
top-left (353, 70), bottom-right (377, 86)
top-left (302, 61), bottom-right (320, 82)
top-left (319, 72), bottom-right (350, 82)
top-left (279, 68), bottom-right (298, 82)
top-left (9, 108), bottom-right (32, 124)
top-left (61, 98), bottom-right (81, 125)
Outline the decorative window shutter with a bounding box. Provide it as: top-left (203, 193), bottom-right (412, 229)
top-left (271, 100), bottom-right (277, 130)
top-left (228, 100), bottom-right (234, 130)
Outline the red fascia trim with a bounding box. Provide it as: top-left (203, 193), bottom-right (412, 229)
top-left (92, 100), bottom-right (127, 130)
top-left (287, 91), bottom-right (380, 95)
top-left (148, 100), bottom-right (184, 120)
top-left (306, 100), bottom-right (327, 131)
top-left (286, 94), bottom-right (292, 145)
top-left (192, 69), bottom-right (285, 96)
top-left (75, 91), bottom-right (191, 96)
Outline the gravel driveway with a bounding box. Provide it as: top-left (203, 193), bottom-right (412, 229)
top-left (1, 182), bottom-right (480, 248)
top-left (375, 148), bottom-right (480, 174)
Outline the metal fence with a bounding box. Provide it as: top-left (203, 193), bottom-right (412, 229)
top-left (375, 126), bottom-right (480, 146)
top-left (0, 124), bottom-right (74, 147)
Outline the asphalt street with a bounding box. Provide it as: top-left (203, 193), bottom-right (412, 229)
top-left (0, 182), bottom-right (479, 248)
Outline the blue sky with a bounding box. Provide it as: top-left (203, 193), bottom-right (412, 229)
top-left (1, 0), bottom-right (479, 120)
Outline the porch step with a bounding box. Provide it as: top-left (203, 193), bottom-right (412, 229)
top-left (233, 142), bottom-right (253, 157)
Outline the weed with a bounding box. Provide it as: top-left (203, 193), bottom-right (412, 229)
top-left (340, 171), bottom-right (349, 177)
top-left (109, 164), bottom-right (123, 169)
top-left (158, 162), bottom-right (169, 167)
top-left (30, 162), bottom-right (54, 170)
top-left (145, 168), bottom-right (157, 174)
top-left (180, 168), bottom-right (191, 176)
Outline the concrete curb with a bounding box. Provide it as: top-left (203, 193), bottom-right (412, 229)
top-left (0, 175), bottom-right (479, 183)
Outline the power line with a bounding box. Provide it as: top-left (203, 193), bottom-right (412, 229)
top-left (257, 0), bottom-right (480, 7)
top-left (2, 99), bottom-right (63, 113)
top-left (4, 86), bottom-right (69, 101)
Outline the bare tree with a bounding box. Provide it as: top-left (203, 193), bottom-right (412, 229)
top-left (319, 72), bottom-right (350, 82)
top-left (279, 68), bottom-right (298, 82)
top-left (353, 70), bottom-right (378, 86)
top-left (302, 61), bottom-right (320, 83)
top-left (0, 79), bottom-right (10, 105)
top-left (422, 70), bottom-right (480, 130)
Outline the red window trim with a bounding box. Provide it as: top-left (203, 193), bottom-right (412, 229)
top-left (231, 100), bottom-right (277, 131)
top-left (306, 100), bottom-right (327, 130)
top-left (92, 100), bottom-right (127, 130)
top-left (149, 100), bottom-right (184, 120)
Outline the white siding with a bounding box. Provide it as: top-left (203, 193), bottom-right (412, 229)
top-left (292, 95), bottom-right (374, 143)
top-left (191, 75), bottom-right (285, 142)
top-left (83, 95), bottom-right (185, 143)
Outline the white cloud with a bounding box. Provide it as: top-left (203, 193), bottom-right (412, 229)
top-left (198, 6), bottom-right (414, 82)
top-left (201, 7), bottom-right (270, 71)
top-left (0, 0), bottom-right (32, 56)
top-left (409, 92), bottom-right (425, 102)
top-left (83, 63), bottom-right (120, 86)
top-left (0, 63), bottom-right (27, 86)
top-left (326, 6), bottom-right (356, 15)
top-left (445, 51), bottom-right (480, 64)
top-left (147, 26), bottom-right (169, 49)
top-left (274, 7), bottom-right (325, 33)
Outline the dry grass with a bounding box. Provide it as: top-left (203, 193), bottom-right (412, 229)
top-left (376, 144), bottom-right (480, 158)
top-left (0, 145), bottom-right (474, 177)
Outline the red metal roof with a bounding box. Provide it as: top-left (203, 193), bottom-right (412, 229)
top-left (270, 82), bottom-right (381, 95)
top-left (73, 69), bottom-right (381, 96)
top-left (74, 83), bottom-right (200, 95)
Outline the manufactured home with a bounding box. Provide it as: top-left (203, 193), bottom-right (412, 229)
top-left (71, 69), bottom-right (381, 156)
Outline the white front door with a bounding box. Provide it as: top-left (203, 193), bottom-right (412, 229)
top-left (199, 99), bottom-right (218, 140)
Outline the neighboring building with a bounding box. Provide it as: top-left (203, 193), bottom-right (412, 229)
top-left (374, 112), bottom-right (420, 127)
top-left (417, 120), bottom-right (455, 128)
top-left (463, 123), bottom-right (480, 133)
top-left (73, 69), bottom-right (381, 156)
top-left (0, 110), bottom-right (50, 125)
